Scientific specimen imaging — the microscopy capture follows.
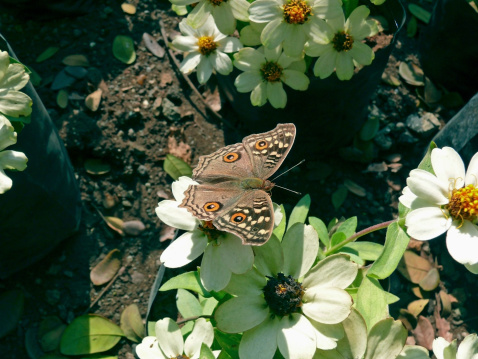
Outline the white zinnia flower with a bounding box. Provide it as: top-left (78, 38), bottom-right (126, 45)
top-left (306, 5), bottom-right (379, 80)
top-left (170, 0), bottom-right (250, 34)
top-left (215, 225), bottom-right (358, 359)
top-left (136, 318), bottom-right (215, 359)
top-left (0, 115), bottom-right (27, 194)
top-left (433, 334), bottom-right (478, 359)
top-left (233, 45), bottom-right (309, 109)
top-left (249, 0), bottom-right (343, 57)
top-left (172, 16), bottom-right (243, 85)
top-left (157, 176), bottom-right (282, 292)
top-left (399, 147), bottom-right (478, 274)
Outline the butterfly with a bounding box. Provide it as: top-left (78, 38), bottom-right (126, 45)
top-left (180, 123), bottom-right (296, 245)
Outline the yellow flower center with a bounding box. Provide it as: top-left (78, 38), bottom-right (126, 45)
top-left (332, 31), bottom-right (354, 52)
top-left (446, 184), bottom-right (478, 222)
top-left (198, 36), bottom-right (218, 56)
top-left (261, 61), bottom-right (283, 82)
top-left (282, 0), bottom-right (312, 25)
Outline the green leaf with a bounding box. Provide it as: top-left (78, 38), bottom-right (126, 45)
top-left (370, 0), bottom-right (386, 5)
top-left (29, 67), bottom-right (42, 86)
top-left (385, 292), bottom-right (400, 305)
top-left (330, 232), bottom-right (346, 250)
top-left (417, 141), bottom-right (437, 174)
top-left (177, 289), bottom-right (202, 318)
top-left (56, 90), bottom-right (68, 109)
top-left (340, 242), bottom-right (384, 261)
top-left (356, 276), bottom-right (388, 332)
top-left (36, 47), bottom-right (59, 63)
top-left (199, 295), bottom-right (219, 316)
top-left (287, 194), bottom-right (311, 230)
top-left (399, 62), bottom-right (424, 86)
top-left (398, 202), bottom-right (411, 220)
top-left (163, 154), bottom-right (193, 180)
top-left (8, 57), bottom-right (32, 74)
top-left (159, 271), bottom-right (210, 297)
top-left (218, 350), bottom-right (233, 359)
top-left (4, 113), bottom-right (31, 124)
top-left (0, 289), bottom-right (24, 338)
top-left (407, 16), bottom-right (418, 38)
top-left (337, 217), bottom-right (357, 239)
top-left (332, 186), bottom-right (348, 210)
top-left (367, 222), bottom-right (410, 280)
top-left (112, 35), bottom-right (136, 64)
top-left (120, 304), bottom-right (145, 343)
top-left (272, 204), bottom-right (286, 240)
top-left (214, 330), bottom-right (241, 359)
top-left (181, 321), bottom-right (194, 336)
top-left (200, 343), bottom-right (216, 359)
top-left (343, 0), bottom-right (359, 17)
top-left (62, 54), bottom-right (90, 67)
top-left (408, 4), bottom-right (431, 24)
top-left (308, 216), bottom-right (329, 247)
top-left (364, 319), bottom-right (407, 359)
top-left (39, 316), bottom-right (66, 352)
top-left (60, 314), bottom-right (123, 355)
top-left (359, 117), bottom-right (380, 141)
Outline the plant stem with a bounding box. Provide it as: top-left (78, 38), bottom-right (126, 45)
top-left (177, 315), bottom-right (212, 325)
top-left (324, 219), bottom-right (396, 256)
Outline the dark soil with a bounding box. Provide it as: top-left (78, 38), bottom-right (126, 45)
top-left (0, 0), bottom-right (476, 357)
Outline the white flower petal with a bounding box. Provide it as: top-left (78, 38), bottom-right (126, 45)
top-left (235, 71), bottom-right (263, 93)
top-left (155, 318), bottom-right (184, 357)
top-left (136, 336), bottom-right (167, 359)
top-left (0, 169), bottom-right (13, 194)
top-left (305, 42), bottom-right (333, 57)
top-left (171, 0), bottom-right (197, 6)
top-left (283, 24), bottom-right (306, 58)
top-left (240, 25), bottom-right (262, 46)
top-left (261, 19), bottom-right (287, 49)
top-left (349, 41), bottom-right (374, 65)
top-left (179, 18), bottom-right (198, 36)
top-left (251, 82), bottom-right (268, 107)
top-left (465, 152), bottom-right (478, 186)
top-left (313, 49), bottom-right (337, 78)
top-left (309, 319), bottom-right (344, 350)
top-left (0, 116), bottom-right (16, 151)
top-left (282, 224), bottom-right (319, 279)
top-left (224, 268), bottom-right (266, 296)
top-left (302, 287), bottom-right (353, 324)
top-left (399, 186), bottom-right (437, 210)
top-left (249, 0), bottom-right (282, 22)
top-left (282, 69), bottom-right (309, 91)
top-left (0, 150), bottom-right (28, 171)
top-left (160, 230), bottom-right (207, 268)
top-left (457, 334), bottom-right (478, 359)
top-left (155, 200), bottom-right (198, 231)
top-left (264, 45), bottom-right (282, 63)
top-left (229, 0), bottom-right (250, 22)
top-left (303, 254), bottom-right (358, 290)
top-left (0, 90), bottom-right (32, 117)
top-left (210, 51), bottom-right (233, 75)
top-left (197, 56), bottom-right (214, 84)
top-left (212, 4), bottom-right (236, 35)
top-left (345, 5), bottom-right (370, 35)
top-left (234, 48), bottom-right (266, 72)
top-left (266, 81), bottom-right (287, 109)
top-left (172, 176), bottom-right (199, 202)
top-left (465, 261), bottom-right (478, 274)
top-left (201, 241), bottom-right (231, 291)
top-left (172, 36), bottom-right (199, 52)
top-left (335, 52), bottom-right (354, 81)
top-left (407, 169), bottom-right (449, 205)
top-left (187, 1), bottom-right (211, 29)
top-left (309, 20), bottom-right (334, 44)
top-left (273, 203), bottom-right (283, 227)
top-left (278, 314), bottom-right (317, 359)
top-left (218, 37), bottom-right (243, 53)
top-left (397, 345), bottom-right (430, 359)
top-left (432, 337), bottom-right (453, 359)
top-left (253, 234), bottom-right (284, 276)
top-left (446, 221), bottom-right (478, 265)
top-left (311, 0), bottom-right (343, 19)
top-left (431, 147), bottom-right (466, 190)
top-left (240, 316), bottom-right (281, 359)
top-left (220, 233), bottom-right (254, 274)
top-left (180, 53), bottom-right (202, 74)
top-left (0, 51), bottom-right (10, 80)
top-left (215, 295), bottom-right (269, 333)
top-left (0, 63), bottom-right (29, 91)
top-left (184, 318), bottom-right (214, 358)
top-left (405, 207), bottom-right (452, 241)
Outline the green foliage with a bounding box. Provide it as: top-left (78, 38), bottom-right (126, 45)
top-left (200, 343), bottom-right (216, 359)
top-left (120, 304), bottom-right (145, 343)
top-left (177, 289), bottom-right (203, 318)
top-left (214, 330), bottom-right (241, 359)
top-left (417, 141), bottom-right (437, 174)
top-left (408, 4), bottom-right (431, 24)
top-left (112, 36), bottom-right (136, 64)
top-left (287, 194), bottom-right (310, 230)
top-left (356, 276), bottom-right (388, 332)
top-left (163, 154), bottom-right (193, 180)
top-left (340, 242), bottom-right (384, 261)
top-left (343, 0), bottom-right (359, 17)
top-left (160, 271), bottom-right (211, 297)
top-left (308, 216), bottom-right (330, 247)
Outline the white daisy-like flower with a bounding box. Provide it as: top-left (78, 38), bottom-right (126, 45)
top-left (399, 147), bottom-right (478, 274)
top-left (215, 225), bottom-right (358, 359)
top-left (0, 115), bottom-right (27, 194)
top-left (433, 334), bottom-right (478, 359)
top-left (157, 176), bottom-right (283, 291)
top-left (233, 45), bottom-right (309, 109)
top-left (136, 318), bottom-right (215, 359)
top-left (306, 5), bottom-right (379, 80)
top-left (170, 0), bottom-right (250, 35)
top-left (249, 0), bottom-right (343, 57)
top-left (172, 16), bottom-right (243, 85)
top-left (239, 22), bottom-right (266, 46)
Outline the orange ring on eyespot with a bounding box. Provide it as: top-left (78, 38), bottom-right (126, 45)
top-left (255, 140), bottom-right (268, 150)
top-left (231, 212), bottom-right (246, 223)
top-left (223, 152), bottom-right (240, 163)
top-left (204, 202), bottom-right (222, 212)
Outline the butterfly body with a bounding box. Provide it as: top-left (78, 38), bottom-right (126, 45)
top-left (180, 123), bottom-right (296, 245)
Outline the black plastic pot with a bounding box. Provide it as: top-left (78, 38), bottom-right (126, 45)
top-left (419, 0), bottom-right (478, 102)
top-left (0, 36), bottom-right (82, 279)
top-left (217, 0), bottom-right (405, 158)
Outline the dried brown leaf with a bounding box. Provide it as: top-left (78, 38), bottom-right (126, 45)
top-left (413, 316), bottom-right (434, 350)
top-left (168, 134), bottom-right (191, 164)
top-left (398, 251), bottom-right (432, 284)
top-left (90, 249), bottom-right (122, 286)
top-left (408, 299), bottom-right (429, 317)
top-left (343, 179), bottom-right (366, 197)
top-left (123, 220), bottom-right (145, 236)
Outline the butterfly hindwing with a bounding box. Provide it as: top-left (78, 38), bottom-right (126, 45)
top-left (242, 123), bottom-right (296, 179)
top-left (213, 190), bottom-right (274, 245)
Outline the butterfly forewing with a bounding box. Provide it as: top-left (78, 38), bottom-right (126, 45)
top-left (242, 123), bottom-right (296, 179)
top-left (213, 190), bottom-right (274, 245)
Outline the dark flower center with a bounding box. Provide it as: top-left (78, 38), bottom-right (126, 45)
top-left (332, 31), bottom-right (354, 52)
top-left (260, 61), bottom-right (283, 82)
top-left (282, 0), bottom-right (312, 24)
top-left (263, 273), bottom-right (305, 317)
top-left (199, 221), bottom-right (221, 241)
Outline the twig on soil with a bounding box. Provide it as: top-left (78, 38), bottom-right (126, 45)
top-left (85, 266), bottom-right (126, 314)
top-left (158, 19), bottom-right (235, 131)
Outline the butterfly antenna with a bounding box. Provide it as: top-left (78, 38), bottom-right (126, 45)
top-left (271, 159), bottom-right (305, 182)
top-left (274, 185), bottom-right (302, 196)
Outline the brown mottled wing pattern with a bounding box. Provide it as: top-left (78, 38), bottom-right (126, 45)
top-left (243, 123), bottom-right (296, 179)
top-left (191, 143), bottom-right (253, 183)
top-left (179, 182), bottom-right (243, 221)
top-left (213, 190), bottom-right (274, 245)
